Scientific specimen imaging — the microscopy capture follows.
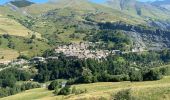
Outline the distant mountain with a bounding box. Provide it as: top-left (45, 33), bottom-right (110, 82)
top-left (104, 0), bottom-right (170, 20)
top-left (10, 0), bottom-right (34, 8)
top-left (152, 0), bottom-right (170, 10)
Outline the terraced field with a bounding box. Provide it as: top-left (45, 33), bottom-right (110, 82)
top-left (2, 76), bottom-right (170, 100)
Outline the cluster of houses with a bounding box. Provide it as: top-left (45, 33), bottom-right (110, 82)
top-left (55, 42), bottom-right (122, 59)
top-left (0, 42), bottom-right (145, 66)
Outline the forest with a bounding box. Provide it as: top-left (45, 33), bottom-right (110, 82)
top-left (35, 49), bottom-right (170, 84)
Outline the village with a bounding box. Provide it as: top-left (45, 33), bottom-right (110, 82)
top-left (0, 42), bottom-right (145, 67)
top-left (55, 42), bottom-right (145, 59)
top-left (55, 42), bottom-right (121, 59)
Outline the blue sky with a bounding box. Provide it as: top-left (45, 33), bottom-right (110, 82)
top-left (0, 0), bottom-right (158, 5)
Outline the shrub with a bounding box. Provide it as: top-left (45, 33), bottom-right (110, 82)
top-left (71, 86), bottom-right (87, 95)
top-left (21, 82), bottom-right (41, 91)
top-left (58, 85), bottom-right (71, 95)
top-left (71, 86), bottom-right (77, 94)
top-left (143, 69), bottom-right (163, 81)
top-left (67, 78), bottom-right (76, 85)
top-left (0, 88), bottom-right (9, 98)
top-left (48, 80), bottom-right (60, 90)
top-left (129, 70), bottom-right (143, 82)
top-left (53, 87), bottom-right (59, 95)
top-left (113, 89), bottom-right (135, 100)
top-left (2, 75), bottom-right (17, 88)
top-left (17, 55), bottom-right (30, 60)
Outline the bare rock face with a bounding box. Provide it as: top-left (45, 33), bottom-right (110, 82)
top-left (98, 22), bottom-right (170, 50)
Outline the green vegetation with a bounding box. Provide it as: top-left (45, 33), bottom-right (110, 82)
top-left (1, 0), bottom-right (170, 99)
top-left (58, 86), bottom-right (71, 95)
top-left (2, 76), bottom-right (170, 100)
top-left (0, 34), bottom-right (50, 58)
top-left (48, 80), bottom-right (60, 90)
top-left (34, 50), bottom-right (170, 84)
top-left (0, 68), bottom-right (32, 88)
top-left (86, 30), bottom-right (131, 50)
top-left (0, 67), bottom-right (40, 98)
top-left (113, 89), bottom-right (135, 100)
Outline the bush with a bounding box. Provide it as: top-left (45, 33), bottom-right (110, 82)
top-left (21, 82), bottom-right (41, 91)
top-left (71, 86), bottom-right (77, 94)
top-left (0, 88), bottom-right (9, 98)
top-left (53, 87), bottom-right (59, 95)
top-left (17, 55), bottom-right (30, 60)
top-left (97, 73), bottom-right (129, 82)
top-left (67, 78), bottom-right (77, 85)
top-left (58, 85), bottom-right (71, 95)
top-left (129, 70), bottom-right (143, 82)
top-left (2, 75), bottom-right (17, 88)
top-left (143, 69), bottom-right (163, 81)
top-left (9, 85), bottom-right (22, 95)
top-left (71, 86), bottom-right (87, 95)
top-left (113, 89), bottom-right (135, 100)
top-left (48, 80), bottom-right (60, 90)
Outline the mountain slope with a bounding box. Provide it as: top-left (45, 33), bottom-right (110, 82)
top-left (0, 6), bottom-right (35, 37)
top-left (104, 0), bottom-right (170, 20)
top-left (10, 0), bottom-right (34, 8)
top-left (0, 5), bottom-right (42, 37)
top-left (152, 0), bottom-right (170, 11)
top-left (1, 0), bottom-right (170, 55)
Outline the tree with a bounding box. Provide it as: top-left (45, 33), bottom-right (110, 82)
top-left (79, 67), bottom-right (93, 83)
top-left (2, 74), bottom-right (16, 88)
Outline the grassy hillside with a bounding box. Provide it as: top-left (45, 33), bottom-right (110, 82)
top-left (0, 6), bottom-right (48, 59)
top-left (22, 0), bottom-right (144, 24)
top-left (2, 76), bottom-right (170, 100)
top-left (0, 35), bottom-right (50, 58)
top-left (104, 0), bottom-right (170, 20)
top-left (0, 17), bottom-right (33, 37)
top-left (0, 48), bottom-right (19, 62)
top-left (0, 6), bottom-right (41, 38)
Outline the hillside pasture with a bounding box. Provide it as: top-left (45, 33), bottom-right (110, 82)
top-left (0, 17), bottom-right (41, 38)
top-left (0, 48), bottom-right (19, 62)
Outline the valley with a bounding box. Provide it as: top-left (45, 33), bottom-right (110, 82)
top-left (1, 0), bottom-right (170, 100)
